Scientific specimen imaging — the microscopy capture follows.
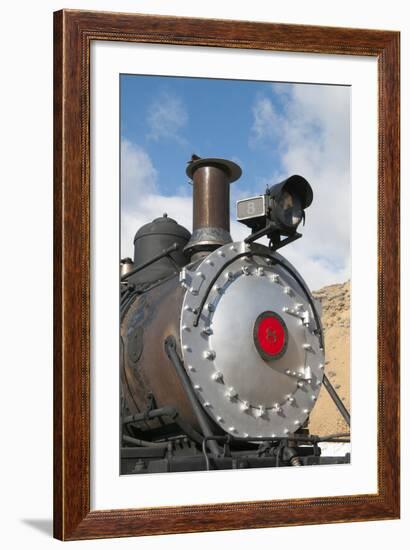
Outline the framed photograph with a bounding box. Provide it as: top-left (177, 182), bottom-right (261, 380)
top-left (54, 9), bottom-right (400, 540)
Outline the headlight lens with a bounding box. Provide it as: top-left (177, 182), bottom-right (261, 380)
top-left (274, 190), bottom-right (303, 229)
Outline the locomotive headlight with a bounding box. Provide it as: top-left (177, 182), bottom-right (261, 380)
top-left (273, 189), bottom-right (303, 229)
top-left (237, 175), bottom-right (313, 245)
top-left (268, 175), bottom-right (313, 233)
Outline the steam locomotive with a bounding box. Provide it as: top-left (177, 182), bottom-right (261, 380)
top-left (120, 156), bottom-right (350, 474)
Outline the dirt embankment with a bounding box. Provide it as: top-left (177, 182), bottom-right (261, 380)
top-left (308, 280), bottom-right (350, 436)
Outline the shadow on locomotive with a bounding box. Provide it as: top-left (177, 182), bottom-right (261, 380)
top-left (120, 156), bottom-right (350, 474)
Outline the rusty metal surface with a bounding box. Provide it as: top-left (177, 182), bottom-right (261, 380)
top-left (121, 275), bottom-right (199, 432)
top-left (192, 164), bottom-right (231, 232)
top-left (184, 158), bottom-right (242, 254)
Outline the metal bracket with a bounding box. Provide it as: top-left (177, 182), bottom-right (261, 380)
top-left (244, 224), bottom-right (302, 251)
top-left (322, 373), bottom-right (351, 427)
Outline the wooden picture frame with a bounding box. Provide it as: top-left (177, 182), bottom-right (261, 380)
top-left (53, 9), bottom-right (400, 540)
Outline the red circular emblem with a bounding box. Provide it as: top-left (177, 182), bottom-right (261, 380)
top-left (254, 312), bottom-right (287, 360)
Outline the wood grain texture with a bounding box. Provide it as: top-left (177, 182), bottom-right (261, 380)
top-left (53, 9), bottom-right (400, 541)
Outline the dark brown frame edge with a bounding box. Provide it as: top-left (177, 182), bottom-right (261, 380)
top-left (53, 9), bottom-right (400, 541)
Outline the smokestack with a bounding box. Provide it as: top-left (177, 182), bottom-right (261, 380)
top-left (184, 156), bottom-right (242, 258)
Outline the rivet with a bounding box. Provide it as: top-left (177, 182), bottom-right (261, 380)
top-left (226, 271), bottom-right (234, 281)
top-left (230, 245), bottom-right (237, 252)
top-left (206, 259), bottom-right (213, 265)
top-left (196, 271), bottom-right (204, 278)
top-left (203, 350), bottom-right (216, 360)
top-left (316, 380), bottom-right (322, 387)
top-left (204, 402), bottom-right (211, 408)
top-left (294, 419), bottom-right (301, 426)
top-left (213, 284), bottom-right (222, 293)
top-left (179, 268), bottom-right (187, 283)
top-left (319, 363), bottom-right (324, 370)
top-left (229, 426), bottom-right (237, 433)
top-left (265, 258), bottom-right (273, 265)
top-left (217, 250), bottom-right (225, 257)
top-left (244, 433), bottom-right (249, 438)
top-left (211, 371), bottom-right (223, 382)
top-left (297, 372), bottom-right (303, 378)
top-left (201, 326), bottom-right (213, 336)
top-left (303, 343), bottom-right (313, 351)
top-left (217, 416), bottom-right (223, 422)
top-left (283, 307), bottom-right (289, 313)
top-left (188, 365), bottom-right (195, 372)
top-left (183, 345), bottom-right (191, 352)
top-left (182, 325), bottom-right (189, 331)
top-left (256, 405), bottom-right (266, 418)
top-left (271, 274), bottom-right (279, 283)
top-left (189, 287), bottom-right (198, 295)
top-left (285, 369), bottom-right (291, 375)
top-left (207, 303), bottom-right (215, 312)
top-left (226, 387), bottom-right (237, 400)
top-left (287, 395), bottom-right (295, 403)
top-left (311, 395), bottom-right (317, 401)
top-left (273, 403), bottom-right (282, 413)
top-left (284, 286), bottom-right (292, 295)
top-left (242, 266), bottom-right (250, 275)
top-left (257, 267), bottom-right (265, 276)
top-left (303, 408), bottom-right (310, 414)
top-left (284, 428), bottom-right (290, 435)
top-left (292, 371), bottom-right (297, 377)
top-left (194, 384), bottom-right (201, 390)
top-left (297, 381), bottom-right (304, 388)
top-left (241, 401), bottom-right (250, 412)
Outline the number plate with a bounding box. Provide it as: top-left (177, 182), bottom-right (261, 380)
top-left (236, 195), bottom-right (266, 221)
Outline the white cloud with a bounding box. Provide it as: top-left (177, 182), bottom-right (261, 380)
top-left (146, 92), bottom-right (188, 144)
top-left (250, 96), bottom-right (282, 144)
top-left (121, 139), bottom-right (157, 213)
top-left (121, 140), bottom-right (192, 258)
top-left (249, 84), bottom-right (351, 289)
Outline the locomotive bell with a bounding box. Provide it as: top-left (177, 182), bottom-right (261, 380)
top-left (184, 156), bottom-right (242, 258)
top-left (120, 257), bottom-right (134, 278)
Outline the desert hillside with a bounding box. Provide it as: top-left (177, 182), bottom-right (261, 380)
top-left (308, 280), bottom-right (350, 436)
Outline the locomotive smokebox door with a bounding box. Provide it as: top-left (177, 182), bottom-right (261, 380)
top-left (180, 241), bottom-right (325, 439)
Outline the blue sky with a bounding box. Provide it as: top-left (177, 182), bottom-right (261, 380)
top-left (121, 75), bottom-right (286, 194)
top-left (120, 74), bottom-right (350, 290)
